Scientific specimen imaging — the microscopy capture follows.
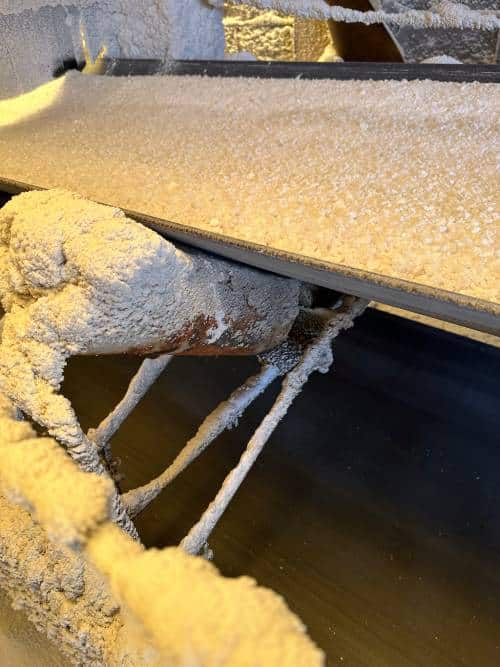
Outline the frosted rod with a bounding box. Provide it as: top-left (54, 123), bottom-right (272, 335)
top-left (180, 297), bottom-right (368, 555)
top-left (123, 363), bottom-right (280, 517)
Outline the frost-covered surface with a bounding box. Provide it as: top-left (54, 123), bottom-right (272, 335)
top-left (0, 189), bottom-right (299, 455)
top-left (0, 1), bottom-right (224, 98)
top-left (0, 462), bottom-right (127, 665)
top-left (89, 524), bottom-right (324, 665)
top-left (223, 0), bottom-right (499, 62)
top-left (0, 590), bottom-right (68, 667)
top-left (0, 439), bottom-right (112, 547)
top-left (377, 0), bottom-right (499, 63)
top-left (0, 0), bottom-right (497, 102)
top-left (420, 53), bottom-right (463, 62)
top-left (0, 1), bottom-right (95, 11)
top-left (223, 3), bottom-right (337, 62)
top-left (216, 0), bottom-right (500, 30)
top-left (0, 389), bottom-right (324, 665)
top-left (0, 188), bottom-right (324, 663)
top-left (180, 297), bottom-right (368, 555)
top-left (224, 3), bottom-right (295, 60)
top-left (1, 73), bottom-right (497, 303)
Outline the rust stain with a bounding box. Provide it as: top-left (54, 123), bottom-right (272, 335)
top-left (126, 308), bottom-right (294, 358)
top-left (125, 314), bottom-right (218, 356)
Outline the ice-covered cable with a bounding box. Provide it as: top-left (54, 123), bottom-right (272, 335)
top-left (122, 363), bottom-right (280, 517)
top-left (180, 297), bottom-right (368, 555)
top-left (88, 354), bottom-right (172, 461)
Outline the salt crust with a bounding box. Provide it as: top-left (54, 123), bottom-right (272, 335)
top-left (0, 72), bottom-right (497, 302)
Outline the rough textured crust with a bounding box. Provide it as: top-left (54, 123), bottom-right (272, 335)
top-left (0, 390), bottom-right (324, 665)
top-left (1, 74), bottom-right (497, 303)
top-left (0, 189), bottom-right (301, 455)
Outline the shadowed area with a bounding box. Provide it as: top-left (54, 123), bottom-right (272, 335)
top-left (62, 308), bottom-right (500, 666)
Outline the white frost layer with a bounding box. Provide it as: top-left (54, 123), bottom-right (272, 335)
top-left (421, 54), bottom-right (463, 63)
top-left (215, 0), bottom-right (500, 30)
top-left (0, 590), bottom-right (68, 667)
top-left (0, 189), bottom-right (190, 447)
top-left (0, 1), bottom-right (224, 98)
top-left (0, 189), bottom-right (300, 451)
top-left (88, 524), bottom-right (324, 666)
top-left (0, 0), bottom-right (224, 56)
top-left (0, 390), bottom-right (323, 666)
top-left (0, 1), bottom-right (95, 12)
top-left (0, 72), bottom-right (497, 303)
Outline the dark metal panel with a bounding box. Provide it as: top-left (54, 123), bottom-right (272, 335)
top-left (87, 57), bottom-right (500, 83)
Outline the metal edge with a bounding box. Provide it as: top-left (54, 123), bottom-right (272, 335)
top-left (1, 177), bottom-right (498, 335)
top-left (89, 58), bottom-right (500, 84)
top-left (136, 217), bottom-right (500, 336)
top-left (171, 60), bottom-right (500, 84)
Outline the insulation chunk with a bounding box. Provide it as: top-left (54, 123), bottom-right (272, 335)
top-left (88, 524), bottom-right (324, 666)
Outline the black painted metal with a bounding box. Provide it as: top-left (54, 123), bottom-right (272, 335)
top-left (172, 59), bottom-right (500, 84)
top-left (89, 57), bottom-right (500, 84)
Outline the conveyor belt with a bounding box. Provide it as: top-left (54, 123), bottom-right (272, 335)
top-left (1, 60), bottom-right (498, 335)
